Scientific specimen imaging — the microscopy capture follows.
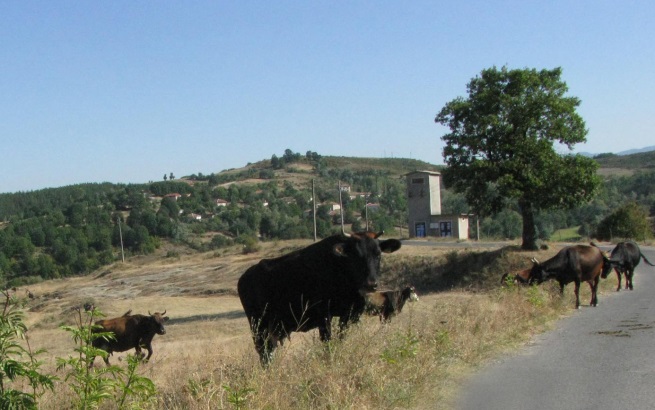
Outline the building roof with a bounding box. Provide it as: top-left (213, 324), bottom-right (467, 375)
top-left (405, 170), bottom-right (441, 176)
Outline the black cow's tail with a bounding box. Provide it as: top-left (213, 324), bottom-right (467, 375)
top-left (640, 252), bottom-right (655, 267)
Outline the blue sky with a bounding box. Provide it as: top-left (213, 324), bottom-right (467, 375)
top-left (2, 1), bottom-right (653, 193)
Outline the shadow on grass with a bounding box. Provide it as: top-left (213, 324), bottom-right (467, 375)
top-left (383, 245), bottom-right (532, 294)
top-left (167, 310), bottom-right (246, 325)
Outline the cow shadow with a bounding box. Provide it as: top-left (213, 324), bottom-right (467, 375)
top-left (384, 245), bottom-right (526, 294)
top-left (167, 310), bottom-right (246, 325)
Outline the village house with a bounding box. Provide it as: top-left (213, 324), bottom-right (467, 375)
top-left (349, 191), bottom-right (371, 200)
top-left (164, 193), bottom-right (182, 201)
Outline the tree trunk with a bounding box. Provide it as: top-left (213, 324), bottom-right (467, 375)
top-left (520, 200), bottom-right (538, 250)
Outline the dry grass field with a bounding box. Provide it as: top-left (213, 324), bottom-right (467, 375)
top-left (13, 238), bottom-right (616, 409)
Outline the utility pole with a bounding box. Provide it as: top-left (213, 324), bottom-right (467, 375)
top-left (338, 181), bottom-right (345, 233)
top-left (365, 193), bottom-right (369, 231)
top-left (312, 179), bottom-right (317, 242)
top-left (117, 216), bottom-right (125, 263)
top-left (477, 215), bottom-right (480, 241)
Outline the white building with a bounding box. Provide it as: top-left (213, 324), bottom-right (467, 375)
top-left (406, 170), bottom-right (469, 239)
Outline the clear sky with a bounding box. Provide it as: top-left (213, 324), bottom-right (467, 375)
top-left (2, 1), bottom-right (653, 194)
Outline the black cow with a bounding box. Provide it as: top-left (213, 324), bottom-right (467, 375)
top-left (366, 286), bottom-right (419, 322)
top-left (92, 310), bottom-right (169, 365)
top-left (237, 231), bottom-right (402, 364)
top-left (605, 241), bottom-right (655, 291)
top-left (528, 243), bottom-right (612, 309)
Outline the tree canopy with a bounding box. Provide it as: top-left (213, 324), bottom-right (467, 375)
top-left (435, 66), bottom-right (601, 249)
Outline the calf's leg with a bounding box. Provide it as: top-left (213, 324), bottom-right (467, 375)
top-left (589, 277), bottom-right (599, 307)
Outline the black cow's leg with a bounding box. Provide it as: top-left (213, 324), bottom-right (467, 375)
top-left (337, 315), bottom-right (357, 338)
top-left (337, 317), bottom-right (348, 337)
top-left (627, 269), bottom-right (634, 290)
top-left (574, 280), bottom-right (581, 309)
top-left (91, 342), bottom-right (108, 367)
top-left (253, 334), bottom-right (266, 363)
top-left (319, 316), bottom-right (332, 342)
top-left (103, 350), bottom-right (111, 366)
top-left (134, 344), bottom-right (143, 360)
top-left (319, 326), bottom-right (331, 342)
top-left (254, 332), bottom-right (276, 365)
top-left (615, 268), bottom-right (622, 291)
top-left (249, 317), bottom-right (275, 365)
top-left (145, 344), bottom-right (153, 361)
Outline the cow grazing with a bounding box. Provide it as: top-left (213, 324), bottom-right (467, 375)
top-left (528, 243), bottom-right (612, 309)
top-left (366, 286), bottom-right (419, 322)
top-left (237, 231), bottom-right (402, 364)
top-left (606, 241), bottom-right (655, 291)
top-left (92, 310), bottom-right (168, 365)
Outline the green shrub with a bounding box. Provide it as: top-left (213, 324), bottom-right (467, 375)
top-left (166, 250), bottom-right (181, 258)
top-left (526, 285), bottom-right (546, 307)
top-left (596, 202), bottom-right (653, 241)
top-left (237, 235), bottom-right (260, 254)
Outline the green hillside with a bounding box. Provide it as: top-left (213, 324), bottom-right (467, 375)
top-left (594, 150), bottom-right (655, 176)
top-left (184, 154), bottom-right (442, 192)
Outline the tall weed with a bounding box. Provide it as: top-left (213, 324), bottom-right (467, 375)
top-left (0, 290), bottom-right (55, 409)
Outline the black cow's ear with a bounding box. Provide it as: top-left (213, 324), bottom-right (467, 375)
top-left (163, 316), bottom-right (169, 321)
top-left (380, 239), bottom-right (401, 253)
top-left (333, 243), bottom-right (347, 257)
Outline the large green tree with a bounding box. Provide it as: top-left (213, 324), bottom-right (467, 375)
top-left (435, 66), bottom-right (600, 249)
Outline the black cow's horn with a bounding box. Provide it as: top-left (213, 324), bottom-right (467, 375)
top-left (161, 310), bottom-right (166, 315)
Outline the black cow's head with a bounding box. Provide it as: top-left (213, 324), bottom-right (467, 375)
top-left (333, 231), bottom-right (402, 292)
top-left (528, 258), bottom-right (550, 285)
top-left (600, 253), bottom-right (614, 278)
top-left (148, 310), bottom-right (169, 335)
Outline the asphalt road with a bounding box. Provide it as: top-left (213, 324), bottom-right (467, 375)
top-left (456, 246), bottom-right (655, 410)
